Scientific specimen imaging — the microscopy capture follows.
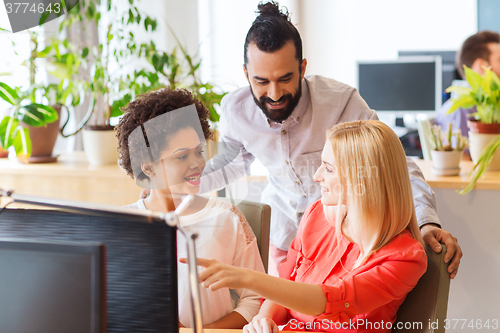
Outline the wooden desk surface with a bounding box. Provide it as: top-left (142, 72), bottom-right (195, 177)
top-left (0, 151), bottom-right (142, 206)
top-left (413, 159), bottom-right (500, 190)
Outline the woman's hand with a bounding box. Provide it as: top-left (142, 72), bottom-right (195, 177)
top-left (179, 258), bottom-right (253, 291)
top-left (243, 316), bottom-right (279, 333)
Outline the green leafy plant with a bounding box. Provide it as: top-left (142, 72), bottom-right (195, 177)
top-left (58, 1), bottom-right (226, 135)
top-left (426, 123), bottom-right (468, 151)
top-left (446, 66), bottom-right (500, 124)
top-left (446, 65), bottom-right (500, 194)
top-left (0, 32), bottom-right (62, 161)
top-left (459, 134), bottom-right (500, 194)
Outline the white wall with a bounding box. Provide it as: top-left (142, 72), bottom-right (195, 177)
top-left (196, 0), bottom-right (478, 90)
top-left (301, 0), bottom-right (477, 87)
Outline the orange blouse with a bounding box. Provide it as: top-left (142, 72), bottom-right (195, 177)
top-left (279, 200), bottom-right (427, 332)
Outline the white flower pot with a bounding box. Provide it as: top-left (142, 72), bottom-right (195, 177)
top-left (82, 128), bottom-right (118, 166)
top-left (468, 132), bottom-right (500, 171)
top-left (430, 150), bottom-right (463, 176)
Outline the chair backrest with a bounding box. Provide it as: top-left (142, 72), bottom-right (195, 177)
top-left (220, 198), bottom-right (271, 273)
top-left (417, 117), bottom-right (436, 161)
top-left (393, 243), bottom-right (451, 333)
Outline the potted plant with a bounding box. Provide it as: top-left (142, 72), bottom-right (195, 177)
top-left (0, 32), bottom-right (60, 163)
top-left (446, 65), bottom-right (500, 193)
top-left (426, 123), bottom-right (468, 176)
top-left (0, 30), bottom-right (85, 163)
top-left (58, 2), bottom-right (227, 165)
top-left (446, 66), bottom-right (500, 170)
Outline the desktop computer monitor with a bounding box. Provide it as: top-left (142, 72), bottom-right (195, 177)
top-left (0, 207), bottom-right (178, 333)
top-left (0, 239), bottom-right (105, 333)
top-left (398, 50), bottom-right (460, 102)
top-left (357, 56), bottom-right (442, 117)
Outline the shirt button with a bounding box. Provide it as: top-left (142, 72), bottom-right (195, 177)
top-left (285, 161), bottom-right (289, 165)
top-left (298, 212), bottom-right (303, 217)
top-left (295, 181), bottom-right (300, 185)
top-left (345, 302), bottom-right (350, 308)
top-left (282, 130), bottom-right (287, 135)
top-left (302, 195), bottom-right (306, 198)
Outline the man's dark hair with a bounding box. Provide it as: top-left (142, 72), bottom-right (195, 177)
top-left (457, 30), bottom-right (500, 78)
top-left (244, 1), bottom-right (303, 66)
top-left (116, 87), bottom-right (212, 182)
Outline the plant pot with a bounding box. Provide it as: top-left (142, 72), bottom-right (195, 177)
top-left (467, 120), bottom-right (500, 171)
top-left (430, 150), bottom-right (463, 176)
top-left (0, 146), bottom-right (8, 158)
top-left (21, 105), bottom-right (62, 163)
top-left (468, 120), bottom-right (500, 134)
top-left (82, 126), bottom-right (118, 166)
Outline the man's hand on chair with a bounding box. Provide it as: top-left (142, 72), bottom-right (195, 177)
top-left (421, 224), bottom-right (463, 279)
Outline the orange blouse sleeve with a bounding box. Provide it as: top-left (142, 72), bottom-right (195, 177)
top-left (316, 248), bottom-right (427, 323)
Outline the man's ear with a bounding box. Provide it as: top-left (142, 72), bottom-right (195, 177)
top-left (300, 58), bottom-right (307, 80)
top-left (141, 163), bottom-right (155, 177)
top-left (243, 64), bottom-right (250, 83)
top-left (471, 58), bottom-right (489, 75)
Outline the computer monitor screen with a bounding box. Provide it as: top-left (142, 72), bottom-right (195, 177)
top-left (0, 240), bottom-right (105, 333)
top-left (398, 50), bottom-right (460, 101)
top-left (357, 57), bottom-right (442, 115)
top-left (0, 208), bottom-right (178, 333)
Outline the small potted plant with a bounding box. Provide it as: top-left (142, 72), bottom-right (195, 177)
top-left (427, 123), bottom-right (468, 176)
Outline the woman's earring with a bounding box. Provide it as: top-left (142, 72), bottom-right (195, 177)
top-left (143, 165), bottom-right (155, 177)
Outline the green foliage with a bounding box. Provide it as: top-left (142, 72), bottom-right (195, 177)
top-left (425, 123), bottom-right (468, 151)
top-left (446, 66), bottom-right (500, 124)
top-left (459, 134), bottom-right (500, 194)
top-left (447, 66), bottom-right (500, 194)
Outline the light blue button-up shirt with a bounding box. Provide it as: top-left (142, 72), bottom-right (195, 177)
top-left (201, 76), bottom-right (439, 250)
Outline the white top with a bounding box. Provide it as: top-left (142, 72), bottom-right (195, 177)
top-left (200, 75), bottom-right (440, 250)
top-left (124, 197), bottom-right (264, 327)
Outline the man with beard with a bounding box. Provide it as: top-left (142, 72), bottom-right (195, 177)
top-left (201, 1), bottom-right (462, 279)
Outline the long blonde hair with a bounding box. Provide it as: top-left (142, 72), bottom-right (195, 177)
top-left (327, 120), bottom-right (423, 268)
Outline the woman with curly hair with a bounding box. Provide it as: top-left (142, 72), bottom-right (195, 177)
top-left (116, 87), bottom-right (264, 329)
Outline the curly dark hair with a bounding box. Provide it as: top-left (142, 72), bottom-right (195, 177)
top-left (244, 1), bottom-right (303, 66)
top-left (116, 87), bottom-right (212, 182)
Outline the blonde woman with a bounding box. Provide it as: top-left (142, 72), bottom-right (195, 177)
top-left (187, 120), bottom-right (428, 333)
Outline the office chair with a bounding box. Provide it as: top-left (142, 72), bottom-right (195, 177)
top-left (220, 198), bottom-right (271, 273)
top-left (393, 243), bottom-right (451, 333)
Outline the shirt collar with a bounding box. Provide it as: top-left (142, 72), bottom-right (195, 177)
top-left (265, 78), bottom-right (310, 127)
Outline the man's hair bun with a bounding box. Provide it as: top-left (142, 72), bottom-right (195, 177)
top-left (256, 1), bottom-right (289, 21)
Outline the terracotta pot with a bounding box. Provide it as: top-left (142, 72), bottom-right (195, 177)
top-left (82, 126), bottom-right (118, 166)
top-left (0, 146), bottom-right (9, 158)
top-left (21, 105), bottom-right (61, 163)
top-left (467, 120), bottom-right (500, 134)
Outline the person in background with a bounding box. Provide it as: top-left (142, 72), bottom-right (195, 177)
top-left (435, 30), bottom-right (500, 138)
top-left (117, 87), bottom-right (265, 329)
top-left (189, 120), bottom-right (427, 333)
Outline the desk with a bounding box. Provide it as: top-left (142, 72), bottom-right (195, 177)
top-left (411, 159), bottom-right (500, 325)
top-left (0, 152), bottom-right (142, 207)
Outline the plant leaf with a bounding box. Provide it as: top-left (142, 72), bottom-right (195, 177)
top-left (446, 95), bottom-right (476, 114)
top-left (13, 127), bottom-right (31, 159)
top-left (0, 82), bottom-right (19, 104)
top-left (445, 85), bottom-right (471, 96)
top-left (0, 116), bottom-right (19, 148)
top-left (19, 104), bottom-right (59, 127)
top-left (464, 66), bottom-right (483, 91)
